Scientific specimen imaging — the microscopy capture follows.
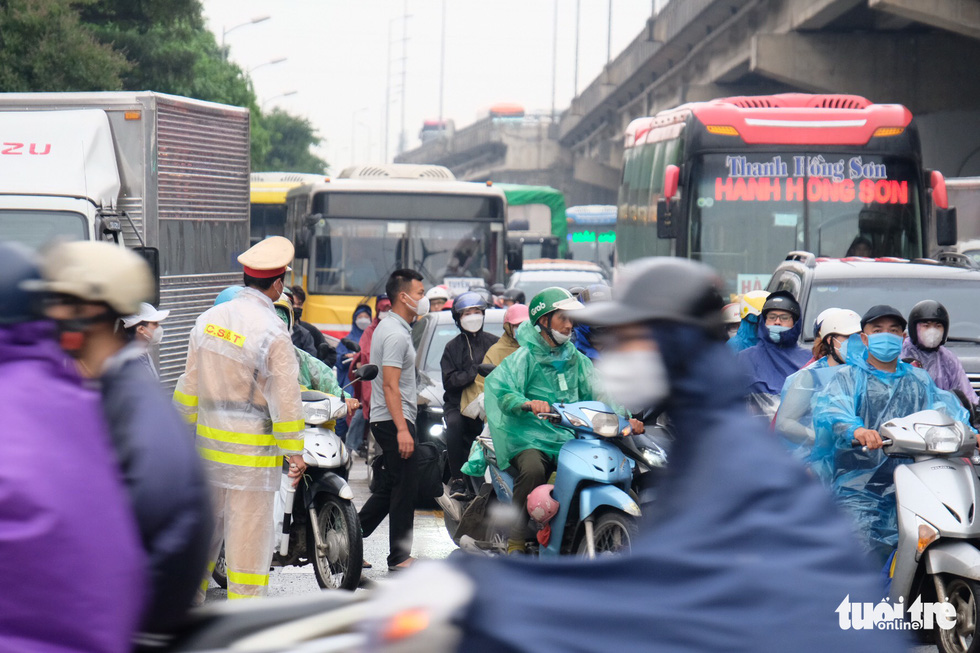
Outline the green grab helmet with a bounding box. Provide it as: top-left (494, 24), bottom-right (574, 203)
top-left (528, 287), bottom-right (585, 324)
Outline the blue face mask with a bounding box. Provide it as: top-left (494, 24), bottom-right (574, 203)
top-left (767, 324), bottom-right (790, 343)
top-left (866, 332), bottom-right (903, 363)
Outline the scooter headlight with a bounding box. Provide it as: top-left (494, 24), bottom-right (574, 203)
top-left (640, 446), bottom-right (667, 468)
top-left (922, 424), bottom-right (963, 454)
top-left (303, 403), bottom-right (331, 426)
top-left (429, 423), bottom-right (445, 439)
top-left (580, 409), bottom-right (620, 437)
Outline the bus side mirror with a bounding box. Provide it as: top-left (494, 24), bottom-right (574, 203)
top-left (657, 198), bottom-right (675, 239)
top-left (295, 214), bottom-right (321, 259)
top-left (664, 164), bottom-right (680, 200)
top-left (937, 207), bottom-right (958, 247)
top-left (931, 170), bottom-right (949, 210)
top-left (133, 246), bottom-right (161, 306)
top-left (507, 241), bottom-right (523, 271)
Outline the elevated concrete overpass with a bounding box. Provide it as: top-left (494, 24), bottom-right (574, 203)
top-left (397, 0), bottom-right (980, 203)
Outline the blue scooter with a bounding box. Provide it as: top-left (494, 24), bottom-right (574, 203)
top-left (462, 396), bottom-right (667, 557)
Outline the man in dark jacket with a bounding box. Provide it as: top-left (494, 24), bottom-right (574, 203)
top-left (34, 241), bottom-right (212, 634)
top-left (441, 291), bottom-right (498, 500)
top-left (289, 285), bottom-right (335, 365)
top-left (448, 259), bottom-right (901, 652)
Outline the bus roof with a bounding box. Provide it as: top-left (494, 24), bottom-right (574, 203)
top-left (251, 172), bottom-right (329, 204)
top-left (284, 177), bottom-right (507, 200)
top-left (626, 93), bottom-right (913, 148)
top-left (567, 205), bottom-right (617, 225)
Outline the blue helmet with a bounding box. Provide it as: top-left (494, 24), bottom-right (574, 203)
top-left (452, 291), bottom-right (488, 321)
top-left (214, 285), bottom-right (244, 306)
top-left (0, 242), bottom-right (42, 325)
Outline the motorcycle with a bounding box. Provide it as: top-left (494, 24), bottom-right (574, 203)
top-left (861, 409), bottom-right (980, 653)
top-left (212, 364), bottom-right (378, 593)
top-left (441, 366), bottom-right (667, 557)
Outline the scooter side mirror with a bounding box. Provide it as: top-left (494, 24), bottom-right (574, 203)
top-left (355, 364), bottom-right (379, 382)
top-left (477, 363), bottom-right (497, 377)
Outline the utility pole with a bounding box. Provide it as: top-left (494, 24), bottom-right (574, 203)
top-left (384, 19), bottom-right (392, 162)
top-left (439, 0), bottom-right (446, 124)
top-left (607, 0), bottom-right (613, 63)
top-left (550, 0), bottom-right (558, 121)
top-left (573, 0), bottom-right (581, 97)
top-left (398, 0), bottom-right (409, 155)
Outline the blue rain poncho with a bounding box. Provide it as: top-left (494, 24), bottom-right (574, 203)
top-left (727, 314), bottom-right (759, 353)
top-left (484, 320), bottom-right (605, 470)
top-left (811, 341), bottom-right (973, 565)
top-left (901, 338), bottom-right (979, 405)
top-left (572, 324), bottom-right (599, 361)
top-left (735, 318), bottom-right (810, 418)
top-left (774, 357), bottom-right (840, 461)
top-left (453, 324), bottom-right (900, 653)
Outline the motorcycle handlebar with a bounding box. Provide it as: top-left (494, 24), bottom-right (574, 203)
top-left (850, 438), bottom-right (893, 447)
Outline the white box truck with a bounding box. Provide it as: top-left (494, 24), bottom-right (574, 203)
top-left (0, 91), bottom-right (251, 386)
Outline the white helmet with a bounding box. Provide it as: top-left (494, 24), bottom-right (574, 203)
top-left (32, 241), bottom-right (154, 315)
top-left (425, 285), bottom-right (451, 301)
top-left (815, 308), bottom-right (862, 341)
top-left (721, 302), bottom-right (740, 325)
top-left (738, 290), bottom-right (769, 319)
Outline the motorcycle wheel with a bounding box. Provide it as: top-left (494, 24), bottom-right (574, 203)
top-left (212, 544), bottom-right (227, 589)
top-left (308, 495), bottom-right (362, 591)
top-left (936, 576), bottom-right (980, 653)
top-left (576, 511), bottom-right (638, 556)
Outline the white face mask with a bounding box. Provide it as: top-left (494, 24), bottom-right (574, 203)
top-left (148, 325), bottom-right (164, 347)
top-left (597, 348), bottom-right (670, 414)
top-left (404, 293), bottom-right (430, 317)
top-left (355, 316), bottom-right (372, 331)
top-left (918, 325), bottom-right (944, 350)
top-left (460, 313), bottom-right (484, 333)
top-left (550, 329), bottom-right (571, 345)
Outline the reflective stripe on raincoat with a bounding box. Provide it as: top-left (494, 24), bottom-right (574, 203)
top-left (174, 287), bottom-right (304, 491)
top-left (811, 337), bottom-right (974, 565)
top-left (484, 320), bottom-right (604, 470)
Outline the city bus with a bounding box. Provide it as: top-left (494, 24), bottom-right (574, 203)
top-left (250, 172), bottom-right (327, 246)
top-left (285, 164), bottom-right (509, 337)
top-left (617, 93), bottom-right (956, 295)
top-left (566, 205), bottom-right (616, 271)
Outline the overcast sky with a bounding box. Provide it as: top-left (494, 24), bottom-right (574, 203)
top-left (202, 1), bottom-right (659, 171)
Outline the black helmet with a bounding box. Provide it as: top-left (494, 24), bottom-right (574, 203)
top-left (579, 283), bottom-right (611, 304)
top-left (0, 242), bottom-right (42, 325)
top-left (908, 300), bottom-right (950, 349)
top-left (490, 283), bottom-right (506, 296)
top-left (761, 290), bottom-right (801, 321)
top-left (503, 288), bottom-right (525, 304)
top-left (574, 258), bottom-right (725, 335)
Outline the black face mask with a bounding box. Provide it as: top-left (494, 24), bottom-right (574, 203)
top-left (293, 306), bottom-right (303, 321)
top-left (53, 315), bottom-right (107, 357)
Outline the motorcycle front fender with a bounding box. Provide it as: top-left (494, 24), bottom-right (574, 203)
top-left (578, 484), bottom-right (641, 522)
top-left (302, 473), bottom-right (354, 509)
top-left (925, 540), bottom-right (980, 581)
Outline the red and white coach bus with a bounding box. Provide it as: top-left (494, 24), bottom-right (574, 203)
top-left (616, 93), bottom-right (957, 295)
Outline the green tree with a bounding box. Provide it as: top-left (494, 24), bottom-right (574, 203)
top-left (80, 0), bottom-right (270, 166)
top-left (258, 109), bottom-right (329, 174)
top-left (0, 0), bottom-right (130, 92)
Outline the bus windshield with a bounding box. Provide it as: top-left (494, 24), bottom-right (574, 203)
top-left (689, 153), bottom-right (922, 294)
top-left (0, 210), bottom-right (87, 249)
top-left (308, 218), bottom-right (502, 296)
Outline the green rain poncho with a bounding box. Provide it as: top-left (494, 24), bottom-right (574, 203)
top-left (296, 348), bottom-right (347, 397)
top-left (484, 320), bottom-right (604, 470)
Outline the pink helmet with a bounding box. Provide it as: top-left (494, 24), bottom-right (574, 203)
top-left (527, 484), bottom-right (559, 524)
top-left (504, 303), bottom-right (529, 325)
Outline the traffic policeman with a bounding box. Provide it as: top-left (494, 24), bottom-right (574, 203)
top-left (174, 236), bottom-right (304, 601)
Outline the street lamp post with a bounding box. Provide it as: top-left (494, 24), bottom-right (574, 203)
top-left (248, 57), bottom-right (287, 74)
top-left (221, 15), bottom-right (271, 60)
top-left (351, 107), bottom-right (368, 164)
top-left (262, 91), bottom-right (298, 110)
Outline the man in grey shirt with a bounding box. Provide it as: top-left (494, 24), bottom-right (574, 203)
top-left (359, 268), bottom-right (426, 570)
